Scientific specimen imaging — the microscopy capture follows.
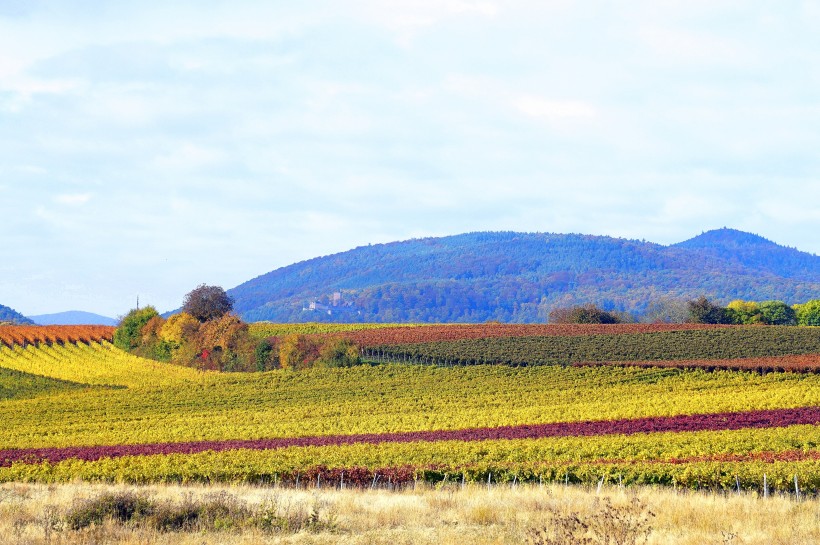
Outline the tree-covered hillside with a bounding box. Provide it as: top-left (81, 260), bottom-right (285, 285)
top-left (0, 304), bottom-right (33, 325)
top-left (228, 229), bottom-right (820, 323)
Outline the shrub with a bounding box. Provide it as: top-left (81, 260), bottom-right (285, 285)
top-left (527, 497), bottom-right (654, 545)
top-left (315, 338), bottom-right (362, 368)
top-left (65, 491), bottom-right (154, 530)
top-left (549, 304), bottom-right (622, 324)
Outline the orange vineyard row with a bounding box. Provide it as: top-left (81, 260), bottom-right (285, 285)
top-left (0, 325), bottom-right (115, 347)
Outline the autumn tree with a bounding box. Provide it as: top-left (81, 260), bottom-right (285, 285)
top-left (278, 334), bottom-right (321, 370)
top-left (182, 284), bottom-right (234, 322)
top-left (159, 312), bottom-right (200, 363)
top-left (196, 313), bottom-right (255, 371)
top-left (138, 315), bottom-right (171, 361)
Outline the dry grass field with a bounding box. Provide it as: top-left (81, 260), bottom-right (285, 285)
top-left (0, 482), bottom-right (816, 545)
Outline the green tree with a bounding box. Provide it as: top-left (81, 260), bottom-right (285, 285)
top-left (795, 300), bottom-right (820, 326)
top-left (758, 300), bottom-right (797, 325)
top-left (254, 339), bottom-right (277, 371)
top-left (113, 306), bottom-right (160, 350)
top-left (725, 300), bottom-right (762, 325)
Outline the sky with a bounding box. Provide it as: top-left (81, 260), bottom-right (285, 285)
top-left (2, 1), bottom-right (820, 317)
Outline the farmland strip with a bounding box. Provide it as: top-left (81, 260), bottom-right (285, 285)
top-left (4, 406), bottom-right (820, 467)
top-left (574, 354), bottom-right (820, 373)
top-left (299, 323), bottom-right (731, 347)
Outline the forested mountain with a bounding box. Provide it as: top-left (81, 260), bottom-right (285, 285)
top-left (0, 304), bottom-right (34, 325)
top-left (228, 228), bottom-right (820, 323)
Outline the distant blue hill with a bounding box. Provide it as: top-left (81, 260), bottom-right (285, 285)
top-left (30, 311), bottom-right (117, 326)
top-left (226, 228), bottom-right (820, 323)
top-left (0, 304), bottom-right (34, 325)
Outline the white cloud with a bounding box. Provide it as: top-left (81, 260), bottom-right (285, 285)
top-left (357, 0), bottom-right (499, 30)
top-left (514, 96), bottom-right (597, 121)
top-left (54, 193), bottom-right (92, 206)
top-left (152, 143), bottom-right (228, 171)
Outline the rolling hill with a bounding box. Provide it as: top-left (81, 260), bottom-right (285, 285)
top-left (228, 228), bottom-right (820, 323)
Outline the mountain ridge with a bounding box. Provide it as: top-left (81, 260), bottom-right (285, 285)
top-left (226, 228), bottom-right (820, 323)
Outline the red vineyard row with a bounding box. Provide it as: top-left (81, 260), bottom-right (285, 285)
top-left (292, 323), bottom-right (731, 347)
top-left (657, 449), bottom-right (820, 465)
top-left (574, 354), bottom-right (820, 373)
top-left (3, 406), bottom-right (820, 467)
top-left (0, 326), bottom-right (115, 347)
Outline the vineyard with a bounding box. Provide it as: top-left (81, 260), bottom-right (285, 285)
top-left (311, 322), bottom-right (732, 347)
top-left (1, 323), bottom-right (820, 493)
top-left (356, 326), bottom-right (820, 367)
top-left (0, 325), bottom-right (114, 347)
top-left (248, 322), bottom-right (424, 339)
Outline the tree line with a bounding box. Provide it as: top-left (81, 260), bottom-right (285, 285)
top-left (550, 297), bottom-right (820, 326)
top-left (114, 284), bottom-right (362, 372)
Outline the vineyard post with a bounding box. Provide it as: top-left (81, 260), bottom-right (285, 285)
top-left (487, 472), bottom-right (492, 492)
top-left (512, 474), bottom-right (517, 489)
top-left (735, 475), bottom-right (740, 494)
top-left (565, 472), bottom-right (569, 487)
top-left (317, 474), bottom-right (320, 489)
top-left (341, 471), bottom-right (344, 490)
top-left (596, 477), bottom-right (604, 495)
top-left (461, 472), bottom-right (465, 490)
top-left (763, 474), bottom-right (768, 498)
top-left (371, 473), bottom-right (379, 489)
top-left (794, 475), bottom-right (800, 501)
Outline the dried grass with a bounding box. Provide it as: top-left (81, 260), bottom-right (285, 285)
top-left (0, 481), bottom-right (816, 544)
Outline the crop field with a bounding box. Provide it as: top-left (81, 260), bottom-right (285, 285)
top-left (1, 324), bottom-right (820, 495)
